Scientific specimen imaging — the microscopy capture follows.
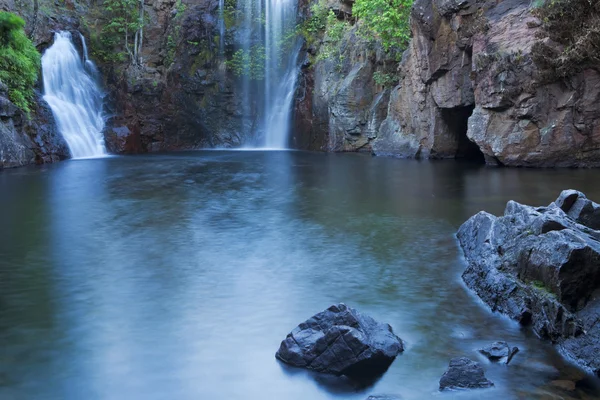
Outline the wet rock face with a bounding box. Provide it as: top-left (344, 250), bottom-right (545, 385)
top-left (0, 84), bottom-right (68, 169)
top-left (276, 303), bottom-right (403, 378)
top-left (457, 190), bottom-right (600, 376)
top-left (292, 17), bottom-right (398, 152)
top-left (104, 0), bottom-right (246, 153)
top-left (439, 357), bottom-right (494, 390)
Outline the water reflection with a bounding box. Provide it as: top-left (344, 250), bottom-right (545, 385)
top-left (0, 152), bottom-right (599, 400)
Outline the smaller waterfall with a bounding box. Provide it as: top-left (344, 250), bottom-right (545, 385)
top-left (79, 32), bottom-right (100, 78)
top-left (42, 31), bottom-right (106, 159)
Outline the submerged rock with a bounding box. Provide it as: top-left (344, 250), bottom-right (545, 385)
top-left (439, 357), bottom-right (494, 390)
top-left (275, 304), bottom-right (403, 379)
top-left (479, 341), bottom-right (519, 364)
top-left (479, 341), bottom-right (510, 361)
top-left (457, 190), bottom-right (600, 376)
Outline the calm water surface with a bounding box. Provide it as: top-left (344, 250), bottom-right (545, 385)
top-left (1, 151), bottom-right (600, 400)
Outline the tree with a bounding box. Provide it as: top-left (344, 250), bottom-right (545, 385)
top-left (0, 12), bottom-right (41, 112)
top-left (103, 0), bottom-right (146, 64)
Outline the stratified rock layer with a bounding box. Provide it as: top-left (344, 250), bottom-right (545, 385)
top-left (276, 303), bottom-right (403, 378)
top-left (457, 190), bottom-right (600, 376)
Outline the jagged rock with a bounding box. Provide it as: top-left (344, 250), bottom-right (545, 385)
top-left (439, 357), bottom-right (494, 390)
top-left (457, 190), bottom-right (600, 376)
top-left (275, 303), bottom-right (403, 378)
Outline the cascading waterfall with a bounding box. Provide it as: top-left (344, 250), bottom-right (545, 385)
top-left (231, 0), bottom-right (301, 149)
top-left (42, 31), bottom-right (106, 159)
top-left (263, 0), bottom-right (302, 149)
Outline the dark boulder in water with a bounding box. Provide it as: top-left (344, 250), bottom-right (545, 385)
top-left (275, 303), bottom-right (403, 379)
top-left (457, 190), bottom-right (600, 376)
top-left (439, 357), bottom-right (494, 390)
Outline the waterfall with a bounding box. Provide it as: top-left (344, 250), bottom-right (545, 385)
top-left (42, 31), bottom-right (106, 159)
top-left (262, 0), bottom-right (301, 149)
top-left (231, 0), bottom-right (300, 149)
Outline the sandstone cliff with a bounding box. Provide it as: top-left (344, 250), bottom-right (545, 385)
top-left (298, 0), bottom-right (600, 167)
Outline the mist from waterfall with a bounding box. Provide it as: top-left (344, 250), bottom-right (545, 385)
top-left (42, 31), bottom-right (106, 159)
top-left (263, 0), bottom-right (302, 149)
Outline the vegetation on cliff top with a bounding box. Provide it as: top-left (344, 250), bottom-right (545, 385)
top-left (298, 0), bottom-right (412, 67)
top-left (0, 12), bottom-right (41, 113)
top-left (532, 0), bottom-right (600, 81)
top-left (353, 0), bottom-right (412, 52)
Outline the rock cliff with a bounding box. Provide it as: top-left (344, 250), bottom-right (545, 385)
top-left (2, 0), bottom-right (600, 168)
top-left (299, 0), bottom-right (600, 167)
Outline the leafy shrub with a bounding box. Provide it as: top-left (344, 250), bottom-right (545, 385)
top-left (531, 0), bottom-right (600, 81)
top-left (372, 71), bottom-right (397, 87)
top-left (0, 12), bottom-right (40, 113)
top-left (315, 10), bottom-right (351, 67)
top-left (353, 0), bottom-right (413, 52)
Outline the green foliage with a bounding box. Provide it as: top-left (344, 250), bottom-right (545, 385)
top-left (164, 0), bottom-right (187, 67)
top-left (531, 0), bottom-right (600, 81)
top-left (372, 71), bottom-right (396, 87)
top-left (353, 0), bottom-right (412, 52)
top-left (315, 10), bottom-right (351, 68)
top-left (101, 0), bottom-right (149, 63)
top-left (0, 12), bottom-right (40, 113)
top-left (226, 45), bottom-right (267, 80)
top-left (298, 0), bottom-right (329, 45)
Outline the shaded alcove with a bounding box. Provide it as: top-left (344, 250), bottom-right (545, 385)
top-left (441, 106), bottom-right (485, 163)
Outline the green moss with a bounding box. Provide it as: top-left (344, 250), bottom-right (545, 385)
top-left (531, 280), bottom-right (557, 298)
top-left (0, 12), bottom-right (41, 113)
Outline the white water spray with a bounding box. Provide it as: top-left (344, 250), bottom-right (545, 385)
top-left (262, 0), bottom-right (301, 149)
top-left (231, 0), bottom-right (300, 149)
top-left (42, 31), bottom-right (106, 159)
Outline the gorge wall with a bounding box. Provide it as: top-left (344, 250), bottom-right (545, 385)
top-left (296, 0), bottom-right (600, 167)
top-left (1, 0), bottom-right (599, 168)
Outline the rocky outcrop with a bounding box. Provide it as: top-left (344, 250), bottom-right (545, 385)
top-left (0, 80), bottom-right (68, 169)
top-left (457, 190), bottom-right (600, 376)
top-left (296, 0), bottom-right (600, 167)
top-left (439, 357), bottom-right (494, 390)
top-left (276, 303), bottom-right (404, 379)
top-left (371, 0), bottom-right (600, 166)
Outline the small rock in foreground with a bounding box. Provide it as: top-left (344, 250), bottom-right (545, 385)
top-left (439, 357), bottom-right (494, 390)
top-left (276, 303), bottom-right (403, 379)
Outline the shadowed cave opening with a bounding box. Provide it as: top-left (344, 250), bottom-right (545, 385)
top-left (442, 105), bottom-right (485, 163)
